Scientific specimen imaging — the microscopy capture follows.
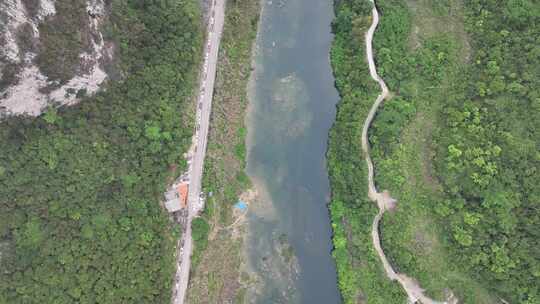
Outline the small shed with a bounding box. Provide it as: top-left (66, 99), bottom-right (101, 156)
top-left (165, 198), bottom-right (182, 213)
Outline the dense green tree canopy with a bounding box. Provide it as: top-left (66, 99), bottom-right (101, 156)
top-left (0, 0), bottom-right (202, 303)
top-left (433, 1), bottom-right (540, 301)
top-left (329, 0), bottom-right (539, 303)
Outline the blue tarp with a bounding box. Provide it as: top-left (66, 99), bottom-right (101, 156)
top-left (234, 201), bottom-right (248, 210)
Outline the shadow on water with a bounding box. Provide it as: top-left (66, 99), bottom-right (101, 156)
top-left (244, 0), bottom-right (342, 303)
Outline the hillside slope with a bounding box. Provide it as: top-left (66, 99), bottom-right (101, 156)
top-left (0, 0), bottom-right (113, 116)
top-left (0, 0), bottom-right (202, 302)
top-left (328, 0), bottom-right (539, 303)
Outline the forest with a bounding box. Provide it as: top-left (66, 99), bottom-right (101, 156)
top-left (0, 0), bottom-right (202, 303)
top-left (433, 0), bottom-right (539, 301)
top-left (328, 0), bottom-right (407, 302)
top-left (329, 0), bottom-right (539, 303)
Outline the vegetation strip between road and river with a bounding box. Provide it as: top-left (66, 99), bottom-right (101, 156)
top-left (185, 0), bottom-right (260, 302)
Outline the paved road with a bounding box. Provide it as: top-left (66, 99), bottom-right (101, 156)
top-left (172, 0), bottom-right (226, 303)
top-left (362, 2), bottom-right (454, 304)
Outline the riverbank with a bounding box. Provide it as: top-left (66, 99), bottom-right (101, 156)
top-left (327, 1), bottom-right (407, 302)
top-left (185, 0), bottom-right (260, 302)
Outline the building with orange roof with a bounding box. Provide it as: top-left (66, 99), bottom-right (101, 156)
top-left (177, 183), bottom-right (189, 208)
top-left (165, 182), bottom-right (189, 213)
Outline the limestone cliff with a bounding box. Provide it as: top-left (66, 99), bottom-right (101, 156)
top-left (0, 0), bottom-right (113, 117)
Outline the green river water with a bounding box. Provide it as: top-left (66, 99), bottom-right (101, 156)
top-left (245, 0), bottom-right (342, 302)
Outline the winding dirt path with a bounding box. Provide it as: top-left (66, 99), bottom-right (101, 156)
top-left (362, 2), bottom-right (454, 304)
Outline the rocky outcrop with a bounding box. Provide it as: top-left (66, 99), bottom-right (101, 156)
top-left (0, 0), bottom-right (113, 117)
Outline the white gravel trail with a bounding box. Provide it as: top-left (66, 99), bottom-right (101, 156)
top-left (362, 2), bottom-right (455, 304)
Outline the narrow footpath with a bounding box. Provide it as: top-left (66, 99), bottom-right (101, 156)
top-left (362, 2), bottom-right (454, 304)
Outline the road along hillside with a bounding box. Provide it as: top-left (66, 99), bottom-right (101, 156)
top-left (172, 0), bottom-right (226, 303)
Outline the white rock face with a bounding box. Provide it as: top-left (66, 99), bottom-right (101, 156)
top-left (1, 66), bottom-right (49, 116)
top-left (0, 0), bottom-right (28, 63)
top-left (87, 0), bottom-right (104, 16)
top-left (39, 0), bottom-right (56, 18)
top-left (2, 30), bottom-right (21, 63)
top-left (0, 0), bottom-right (111, 117)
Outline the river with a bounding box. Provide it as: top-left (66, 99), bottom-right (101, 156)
top-left (244, 0), bottom-right (341, 303)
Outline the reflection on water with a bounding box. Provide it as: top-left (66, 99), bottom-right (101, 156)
top-left (244, 0), bottom-right (342, 303)
top-left (270, 74), bottom-right (312, 139)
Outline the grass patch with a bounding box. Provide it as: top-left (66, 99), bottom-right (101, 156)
top-left (186, 0), bottom-right (260, 302)
top-left (405, 0), bottom-right (470, 57)
top-left (191, 217), bottom-right (210, 269)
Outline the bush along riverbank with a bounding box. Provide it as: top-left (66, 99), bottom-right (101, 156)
top-left (0, 1), bottom-right (203, 303)
top-left (185, 0), bottom-right (260, 302)
top-left (327, 0), bottom-right (407, 303)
